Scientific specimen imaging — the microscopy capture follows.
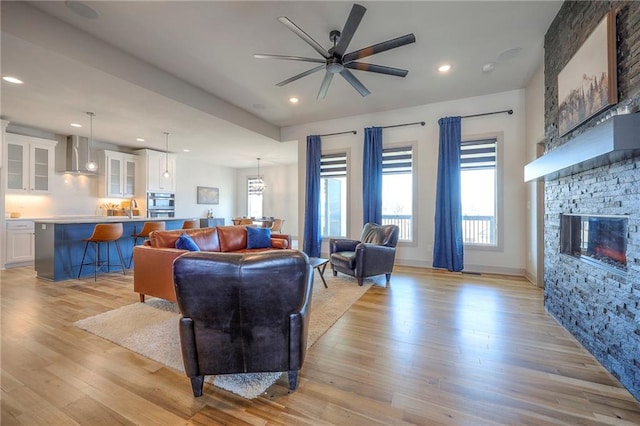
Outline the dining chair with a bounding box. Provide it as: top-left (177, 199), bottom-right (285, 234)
top-left (270, 218), bottom-right (285, 233)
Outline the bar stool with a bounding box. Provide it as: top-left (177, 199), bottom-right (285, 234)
top-left (182, 219), bottom-right (199, 229)
top-left (78, 223), bottom-right (127, 281)
top-left (129, 221), bottom-right (165, 267)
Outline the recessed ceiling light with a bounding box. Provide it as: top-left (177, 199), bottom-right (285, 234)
top-left (289, 97), bottom-right (299, 104)
top-left (136, 138), bottom-right (145, 142)
top-left (70, 123), bottom-right (82, 128)
top-left (183, 149), bottom-right (190, 153)
top-left (497, 47), bottom-right (522, 61)
top-left (437, 64), bottom-right (452, 73)
top-left (3, 76), bottom-right (23, 84)
top-left (65, 1), bottom-right (99, 19)
top-left (482, 62), bottom-right (496, 73)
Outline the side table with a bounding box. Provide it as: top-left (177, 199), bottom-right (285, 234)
top-left (308, 257), bottom-right (329, 288)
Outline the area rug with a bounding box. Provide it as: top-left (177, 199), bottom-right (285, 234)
top-left (74, 273), bottom-right (373, 399)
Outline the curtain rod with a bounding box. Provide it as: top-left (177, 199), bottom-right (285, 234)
top-left (318, 130), bottom-right (357, 137)
top-left (461, 109), bottom-right (513, 119)
top-left (379, 121), bottom-right (426, 129)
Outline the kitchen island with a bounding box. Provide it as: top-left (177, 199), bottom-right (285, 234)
top-left (34, 217), bottom-right (190, 281)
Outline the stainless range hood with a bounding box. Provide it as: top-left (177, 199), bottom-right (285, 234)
top-left (525, 113), bottom-right (640, 182)
top-left (63, 135), bottom-right (96, 174)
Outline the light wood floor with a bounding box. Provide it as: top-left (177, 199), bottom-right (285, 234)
top-left (2, 265), bottom-right (640, 425)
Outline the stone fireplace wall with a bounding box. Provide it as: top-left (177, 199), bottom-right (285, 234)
top-left (544, 1), bottom-right (640, 400)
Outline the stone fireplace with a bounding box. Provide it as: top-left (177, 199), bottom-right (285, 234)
top-left (543, 1), bottom-right (640, 401)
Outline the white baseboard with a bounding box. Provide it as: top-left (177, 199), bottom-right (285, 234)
top-left (395, 259), bottom-right (524, 277)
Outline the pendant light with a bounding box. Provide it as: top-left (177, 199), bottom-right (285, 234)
top-left (253, 157), bottom-right (265, 193)
top-left (162, 132), bottom-right (171, 178)
top-left (85, 111), bottom-right (98, 172)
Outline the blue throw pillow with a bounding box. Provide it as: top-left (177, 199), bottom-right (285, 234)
top-left (246, 227), bottom-right (272, 249)
top-left (175, 233), bottom-right (200, 251)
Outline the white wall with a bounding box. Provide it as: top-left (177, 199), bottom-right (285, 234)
top-left (524, 64), bottom-right (546, 286)
top-left (174, 157), bottom-right (237, 222)
top-left (283, 89), bottom-right (528, 275)
top-left (235, 163), bottom-right (299, 238)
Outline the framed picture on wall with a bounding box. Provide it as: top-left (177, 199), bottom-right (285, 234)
top-left (557, 11), bottom-right (617, 137)
top-left (197, 186), bottom-right (219, 204)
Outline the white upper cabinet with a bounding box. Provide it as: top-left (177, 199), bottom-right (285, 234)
top-left (135, 149), bottom-right (176, 193)
top-left (101, 150), bottom-right (137, 198)
top-left (4, 133), bottom-right (57, 194)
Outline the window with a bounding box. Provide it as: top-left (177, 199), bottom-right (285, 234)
top-left (320, 152), bottom-right (347, 238)
top-left (247, 176), bottom-right (263, 218)
top-left (382, 146), bottom-right (413, 241)
top-left (460, 137), bottom-right (497, 245)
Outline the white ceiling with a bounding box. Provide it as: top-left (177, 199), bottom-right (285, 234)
top-left (1, 1), bottom-right (562, 168)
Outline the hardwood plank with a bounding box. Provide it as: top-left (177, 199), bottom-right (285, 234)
top-left (1, 265), bottom-right (639, 425)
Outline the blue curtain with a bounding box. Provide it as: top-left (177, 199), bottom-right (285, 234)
top-left (433, 116), bottom-right (464, 272)
top-left (363, 127), bottom-right (383, 225)
top-left (303, 135), bottom-right (322, 257)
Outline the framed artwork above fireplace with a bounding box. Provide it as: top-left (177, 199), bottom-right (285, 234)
top-left (557, 11), bottom-right (617, 137)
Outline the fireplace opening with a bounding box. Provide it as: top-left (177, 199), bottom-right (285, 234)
top-left (560, 214), bottom-right (628, 274)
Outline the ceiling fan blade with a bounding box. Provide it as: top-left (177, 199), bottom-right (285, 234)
top-left (334, 4), bottom-right (366, 58)
top-left (343, 33), bottom-right (416, 63)
top-left (317, 72), bottom-right (334, 99)
top-left (344, 62), bottom-right (409, 77)
top-left (339, 69), bottom-right (370, 97)
top-left (277, 16), bottom-right (331, 59)
top-left (276, 64), bottom-right (325, 87)
top-left (254, 54), bottom-right (325, 64)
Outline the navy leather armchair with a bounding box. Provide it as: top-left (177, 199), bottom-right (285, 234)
top-left (173, 250), bottom-right (313, 397)
top-left (329, 222), bottom-right (400, 286)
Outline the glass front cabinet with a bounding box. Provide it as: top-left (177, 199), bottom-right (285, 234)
top-left (5, 133), bottom-right (57, 193)
top-left (102, 150), bottom-right (137, 198)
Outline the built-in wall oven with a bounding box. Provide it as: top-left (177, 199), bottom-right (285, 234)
top-left (147, 192), bottom-right (175, 218)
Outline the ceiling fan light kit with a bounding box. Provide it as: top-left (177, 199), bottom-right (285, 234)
top-left (255, 3), bottom-right (415, 99)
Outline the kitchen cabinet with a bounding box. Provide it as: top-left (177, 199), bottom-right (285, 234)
top-left (4, 133), bottom-right (56, 193)
top-left (6, 220), bottom-right (35, 267)
top-left (135, 149), bottom-right (176, 193)
top-left (101, 150), bottom-right (137, 198)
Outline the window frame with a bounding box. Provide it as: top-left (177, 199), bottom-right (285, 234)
top-left (381, 141), bottom-right (417, 246)
top-left (459, 132), bottom-right (504, 252)
top-left (319, 149), bottom-right (350, 240)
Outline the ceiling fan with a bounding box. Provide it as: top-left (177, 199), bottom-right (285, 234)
top-left (254, 3), bottom-right (416, 99)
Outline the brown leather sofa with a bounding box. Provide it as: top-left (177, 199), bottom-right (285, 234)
top-left (133, 225), bottom-right (292, 302)
top-left (173, 250), bottom-right (313, 396)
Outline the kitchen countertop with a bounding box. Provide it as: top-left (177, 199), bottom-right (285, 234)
top-left (32, 217), bottom-right (194, 224)
top-left (5, 216), bottom-right (145, 222)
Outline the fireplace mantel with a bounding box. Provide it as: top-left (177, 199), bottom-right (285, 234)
top-left (525, 113), bottom-right (640, 182)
